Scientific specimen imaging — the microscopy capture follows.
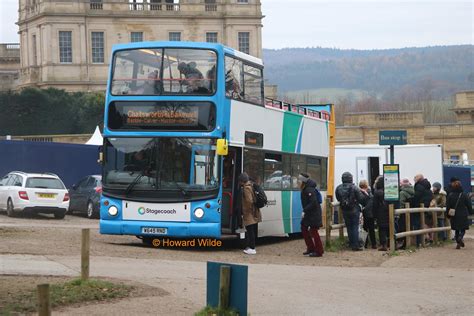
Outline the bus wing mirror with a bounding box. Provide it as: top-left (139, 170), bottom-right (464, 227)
top-left (216, 139), bottom-right (228, 156)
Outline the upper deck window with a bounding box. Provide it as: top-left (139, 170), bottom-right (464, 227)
top-left (225, 55), bottom-right (263, 106)
top-left (111, 48), bottom-right (217, 96)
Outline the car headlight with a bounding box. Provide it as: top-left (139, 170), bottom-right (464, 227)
top-left (108, 205), bottom-right (118, 216)
top-left (194, 207), bottom-right (204, 219)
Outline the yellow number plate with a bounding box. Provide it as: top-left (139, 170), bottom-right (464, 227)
top-left (38, 193), bottom-right (55, 198)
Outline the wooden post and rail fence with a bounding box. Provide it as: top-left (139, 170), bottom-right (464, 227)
top-left (389, 203), bottom-right (452, 252)
top-left (324, 199), bottom-right (457, 250)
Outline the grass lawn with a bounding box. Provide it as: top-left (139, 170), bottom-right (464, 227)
top-left (1, 277), bottom-right (132, 315)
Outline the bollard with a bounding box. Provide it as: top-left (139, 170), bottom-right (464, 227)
top-left (420, 204), bottom-right (426, 247)
top-left (218, 265), bottom-right (231, 309)
top-left (325, 197), bottom-right (332, 248)
top-left (37, 284), bottom-right (51, 316)
top-left (389, 204), bottom-right (395, 252)
top-left (405, 203), bottom-right (411, 247)
top-left (81, 228), bottom-right (90, 281)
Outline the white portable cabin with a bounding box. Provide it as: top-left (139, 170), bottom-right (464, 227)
top-left (335, 144), bottom-right (444, 190)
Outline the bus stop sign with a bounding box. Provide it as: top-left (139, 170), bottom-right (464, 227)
top-left (379, 130), bottom-right (407, 146)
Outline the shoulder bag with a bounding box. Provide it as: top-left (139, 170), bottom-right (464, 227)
top-left (448, 193), bottom-right (462, 217)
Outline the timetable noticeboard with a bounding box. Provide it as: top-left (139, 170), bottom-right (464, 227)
top-left (383, 164), bottom-right (400, 201)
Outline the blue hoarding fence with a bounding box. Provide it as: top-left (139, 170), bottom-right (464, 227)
top-left (0, 140), bottom-right (101, 188)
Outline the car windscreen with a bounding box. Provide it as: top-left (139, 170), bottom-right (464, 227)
top-left (26, 178), bottom-right (65, 189)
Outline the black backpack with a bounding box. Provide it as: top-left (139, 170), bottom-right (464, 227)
top-left (252, 182), bottom-right (268, 208)
top-left (340, 186), bottom-right (356, 210)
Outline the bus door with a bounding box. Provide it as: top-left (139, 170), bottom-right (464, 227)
top-left (221, 147), bottom-right (242, 232)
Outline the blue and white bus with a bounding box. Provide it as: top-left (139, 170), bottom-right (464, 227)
top-left (99, 41), bottom-right (332, 242)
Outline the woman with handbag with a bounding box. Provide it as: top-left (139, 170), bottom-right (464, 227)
top-left (446, 180), bottom-right (473, 249)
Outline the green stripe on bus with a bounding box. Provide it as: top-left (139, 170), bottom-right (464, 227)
top-left (282, 113), bottom-right (303, 153)
top-left (281, 191), bottom-right (291, 234)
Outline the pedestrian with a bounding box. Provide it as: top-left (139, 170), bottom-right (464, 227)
top-left (298, 173), bottom-right (324, 257)
top-left (397, 178), bottom-right (415, 249)
top-left (412, 174), bottom-right (433, 246)
top-left (446, 180), bottom-right (472, 249)
top-left (430, 182), bottom-right (447, 241)
top-left (373, 176), bottom-right (389, 251)
top-left (359, 180), bottom-right (376, 249)
top-left (238, 172), bottom-right (262, 255)
top-left (336, 172), bottom-right (366, 251)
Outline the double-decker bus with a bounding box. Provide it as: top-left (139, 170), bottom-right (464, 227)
top-left (99, 41), bottom-right (334, 242)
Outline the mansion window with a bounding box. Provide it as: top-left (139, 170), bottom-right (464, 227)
top-left (58, 31), bottom-right (72, 63)
top-left (238, 32), bottom-right (250, 54)
top-left (91, 32), bottom-right (104, 63)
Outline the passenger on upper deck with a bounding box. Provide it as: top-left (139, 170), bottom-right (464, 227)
top-left (178, 62), bottom-right (207, 93)
top-left (132, 70), bottom-right (162, 95)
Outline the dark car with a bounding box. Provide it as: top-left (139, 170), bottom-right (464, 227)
top-left (68, 175), bottom-right (102, 219)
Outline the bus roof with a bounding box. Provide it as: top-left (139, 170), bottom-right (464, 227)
top-left (110, 41), bottom-right (264, 67)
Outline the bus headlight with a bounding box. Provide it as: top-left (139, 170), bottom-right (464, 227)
top-left (194, 208), bottom-right (205, 219)
top-left (108, 205), bottom-right (118, 216)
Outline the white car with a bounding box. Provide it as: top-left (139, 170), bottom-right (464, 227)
top-left (0, 171), bottom-right (69, 219)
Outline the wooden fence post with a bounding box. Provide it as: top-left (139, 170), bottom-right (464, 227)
top-left (405, 203), bottom-right (411, 247)
top-left (325, 197), bottom-right (332, 248)
top-left (389, 204), bottom-right (395, 252)
top-left (81, 228), bottom-right (90, 281)
top-left (218, 265), bottom-right (231, 310)
top-left (433, 210), bottom-right (438, 243)
top-left (338, 207), bottom-right (344, 239)
top-left (446, 217), bottom-right (452, 240)
top-left (420, 204), bottom-right (426, 247)
top-left (37, 284), bottom-right (51, 316)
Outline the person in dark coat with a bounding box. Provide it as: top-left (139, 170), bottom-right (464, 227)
top-left (412, 174), bottom-right (433, 246)
top-left (446, 180), bottom-right (473, 249)
top-left (299, 173), bottom-right (324, 257)
top-left (359, 180), bottom-right (376, 249)
top-left (373, 176), bottom-right (389, 251)
top-left (336, 172), bottom-right (366, 251)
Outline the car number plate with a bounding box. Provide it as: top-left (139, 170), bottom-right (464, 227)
top-left (141, 227), bottom-right (167, 235)
top-left (37, 193), bottom-right (56, 198)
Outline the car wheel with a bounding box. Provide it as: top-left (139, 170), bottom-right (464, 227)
top-left (86, 201), bottom-right (97, 219)
top-left (66, 207), bottom-right (74, 215)
top-left (6, 199), bottom-right (16, 217)
top-left (54, 210), bottom-right (66, 219)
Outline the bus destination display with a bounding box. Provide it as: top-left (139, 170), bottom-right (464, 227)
top-left (108, 101), bottom-right (216, 131)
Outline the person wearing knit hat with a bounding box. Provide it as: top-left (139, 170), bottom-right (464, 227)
top-left (400, 178), bottom-right (411, 186)
top-left (299, 173), bottom-right (324, 257)
top-left (431, 181), bottom-right (447, 241)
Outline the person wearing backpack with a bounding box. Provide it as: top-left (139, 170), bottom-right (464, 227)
top-left (298, 173), bottom-right (324, 257)
top-left (238, 172), bottom-right (262, 255)
top-left (336, 172), bottom-right (366, 251)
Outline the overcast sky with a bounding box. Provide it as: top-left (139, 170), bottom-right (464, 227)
top-left (0, 0), bottom-right (472, 49)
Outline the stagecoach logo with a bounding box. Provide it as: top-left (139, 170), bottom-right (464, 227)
top-left (137, 206), bottom-right (178, 216)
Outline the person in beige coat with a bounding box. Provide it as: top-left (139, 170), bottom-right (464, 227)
top-left (238, 172), bottom-right (262, 255)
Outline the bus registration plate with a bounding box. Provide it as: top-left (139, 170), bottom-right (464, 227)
top-left (141, 227), bottom-right (167, 235)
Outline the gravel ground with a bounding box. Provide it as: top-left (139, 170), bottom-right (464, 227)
top-left (1, 212), bottom-right (473, 315)
top-left (0, 212), bottom-right (395, 268)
